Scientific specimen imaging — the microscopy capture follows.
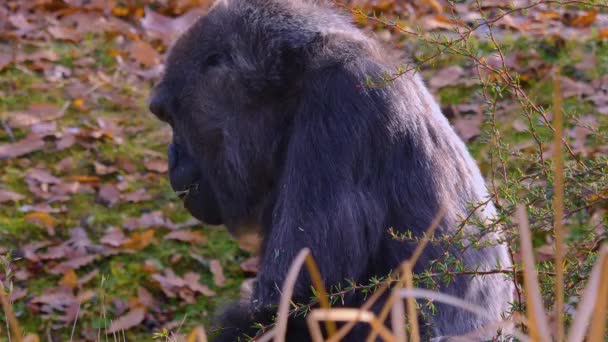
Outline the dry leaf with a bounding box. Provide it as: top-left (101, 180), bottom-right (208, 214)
top-left (25, 212), bottom-right (57, 234)
top-left (240, 257), bottom-right (260, 274)
top-left (49, 255), bottom-right (97, 274)
top-left (187, 327), bottom-right (208, 342)
top-left (164, 230), bottom-right (207, 244)
top-left (144, 159), bottom-right (168, 173)
top-left (101, 227), bottom-right (127, 247)
top-left (128, 40), bottom-right (161, 67)
top-left (0, 135), bottom-right (45, 159)
top-left (429, 66), bottom-right (465, 89)
top-left (98, 184), bottom-right (121, 207)
top-left (122, 230), bottom-right (156, 250)
top-left (107, 307), bottom-right (145, 333)
top-left (209, 259), bottom-right (225, 287)
top-left (60, 269), bottom-right (79, 289)
top-left (570, 10), bottom-right (597, 27)
top-left (0, 189), bottom-right (25, 203)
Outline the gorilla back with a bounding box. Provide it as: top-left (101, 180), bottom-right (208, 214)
top-left (149, 0), bottom-right (514, 340)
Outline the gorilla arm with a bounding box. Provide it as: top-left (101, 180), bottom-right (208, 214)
top-left (213, 63), bottom-right (388, 341)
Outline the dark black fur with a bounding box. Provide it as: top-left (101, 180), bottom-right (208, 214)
top-left (149, 0), bottom-right (513, 340)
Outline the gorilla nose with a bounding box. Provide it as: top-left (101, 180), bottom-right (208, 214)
top-left (148, 89), bottom-right (169, 122)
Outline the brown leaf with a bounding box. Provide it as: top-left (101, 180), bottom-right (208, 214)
top-left (8, 13), bottom-right (38, 35)
top-left (429, 66), bottom-right (465, 89)
top-left (60, 270), bottom-right (79, 289)
top-left (144, 159), bottom-right (168, 173)
top-left (49, 255), bottom-right (97, 274)
top-left (209, 259), bottom-right (225, 287)
top-left (183, 272), bottom-right (216, 296)
top-left (122, 230), bottom-right (155, 250)
top-left (187, 327), bottom-right (208, 342)
top-left (25, 212), bottom-right (57, 234)
top-left (128, 40), bottom-right (161, 67)
top-left (98, 184), bottom-right (121, 207)
top-left (56, 133), bottom-right (76, 150)
top-left (94, 161), bottom-right (118, 175)
top-left (27, 168), bottom-right (62, 184)
top-left (0, 135), bottom-right (45, 159)
top-left (0, 51), bottom-right (12, 71)
top-left (101, 227), bottom-right (127, 247)
top-left (107, 307), bottom-right (145, 333)
top-left (570, 10), bottom-right (597, 27)
top-left (6, 103), bottom-right (62, 128)
top-left (141, 8), bottom-right (205, 46)
top-left (240, 257), bottom-right (260, 274)
top-left (48, 26), bottom-right (81, 42)
top-left (164, 230), bottom-right (207, 244)
top-left (561, 76), bottom-right (595, 98)
top-left (453, 114), bottom-right (484, 142)
top-left (122, 188), bottom-right (152, 203)
top-left (0, 189), bottom-right (25, 203)
top-left (137, 286), bottom-right (159, 311)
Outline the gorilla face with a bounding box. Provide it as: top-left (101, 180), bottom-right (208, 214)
top-left (148, 1), bottom-right (313, 230)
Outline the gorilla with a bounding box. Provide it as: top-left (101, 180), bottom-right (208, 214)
top-left (148, 0), bottom-right (514, 340)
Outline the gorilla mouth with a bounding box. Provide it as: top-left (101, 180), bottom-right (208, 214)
top-left (175, 183), bottom-right (199, 200)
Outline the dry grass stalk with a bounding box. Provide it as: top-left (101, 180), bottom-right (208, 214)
top-left (306, 308), bottom-right (395, 342)
top-left (0, 282), bottom-right (23, 342)
top-left (274, 248), bottom-right (335, 342)
top-left (392, 288), bottom-right (528, 341)
top-left (567, 245), bottom-right (607, 342)
top-left (587, 252), bottom-right (608, 341)
top-left (516, 205), bottom-right (551, 342)
top-left (552, 69), bottom-right (566, 342)
top-left (365, 206), bottom-right (446, 342)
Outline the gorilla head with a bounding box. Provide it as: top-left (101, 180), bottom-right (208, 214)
top-left (149, 0), bottom-right (333, 233)
top-left (149, 0), bottom-right (513, 340)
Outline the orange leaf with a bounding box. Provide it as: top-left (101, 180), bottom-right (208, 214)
top-left (187, 327), bottom-right (208, 342)
top-left (25, 212), bottom-right (57, 230)
top-left (123, 230), bottom-right (155, 250)
top-left (599, 28), bottom-right (608, 39)
top-left (72, 98), bottom-right (86, 111)
top-left (112, 6), bottom-right (130, 17)
top-left (571, 10), bottom-right (597, 27)
top-left (60, 269), bottom-right (78, 289)
top-left (67, 175), bottom-right (100, 183)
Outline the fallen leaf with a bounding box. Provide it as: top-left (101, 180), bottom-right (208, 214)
top-left (60, 269), bottom-right (79, 289)
top-left (49, 255), bottom-right (97, 274)
top-left (122, 188), bottom-right (152, 203)
top-left (25, 212), bottom-right (57, 234)
top-left (453, 114), bottom-right (484, 142)
top-left (6, 103), bottom-right (62, 128)
top-left (187, 327), bottom-right (208, 342)
top-left (98, 184), bottom-right (121, 207)
top-left (240, 257), bottom-right (260, 274)
top-left (122, 230), bottom-right (155, 250)
top-left (94, 161), bottom-right (118, 175)
top-left (210, 259), bottom-right (225, 287)
top-left (101, 227), bottom-right (127, 247)
top-left (429, 66), bottom-right (465, 89)
top-left (183, 272), bottom-right (216, 296)
top-left (164, 230), bottom-right (207, 244)
top-left (570, 10), bottom-right (597, 27)
top-left (144, 159), bottom-right (168, 173)
top-left (128, 40), bottom-right (161, 67)
top-left (0, 135), bottom-right (45, 159)
top-left (0, 189), bottom-right (25, 203)
top-left (107, 307), bottom-right (145, 333)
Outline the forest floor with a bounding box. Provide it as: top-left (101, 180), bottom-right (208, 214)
top-left (0, 1), bottom-right (606, 341)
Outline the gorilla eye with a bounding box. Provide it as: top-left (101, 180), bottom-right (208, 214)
top-left (202, 53), bottom-right (222, 70)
